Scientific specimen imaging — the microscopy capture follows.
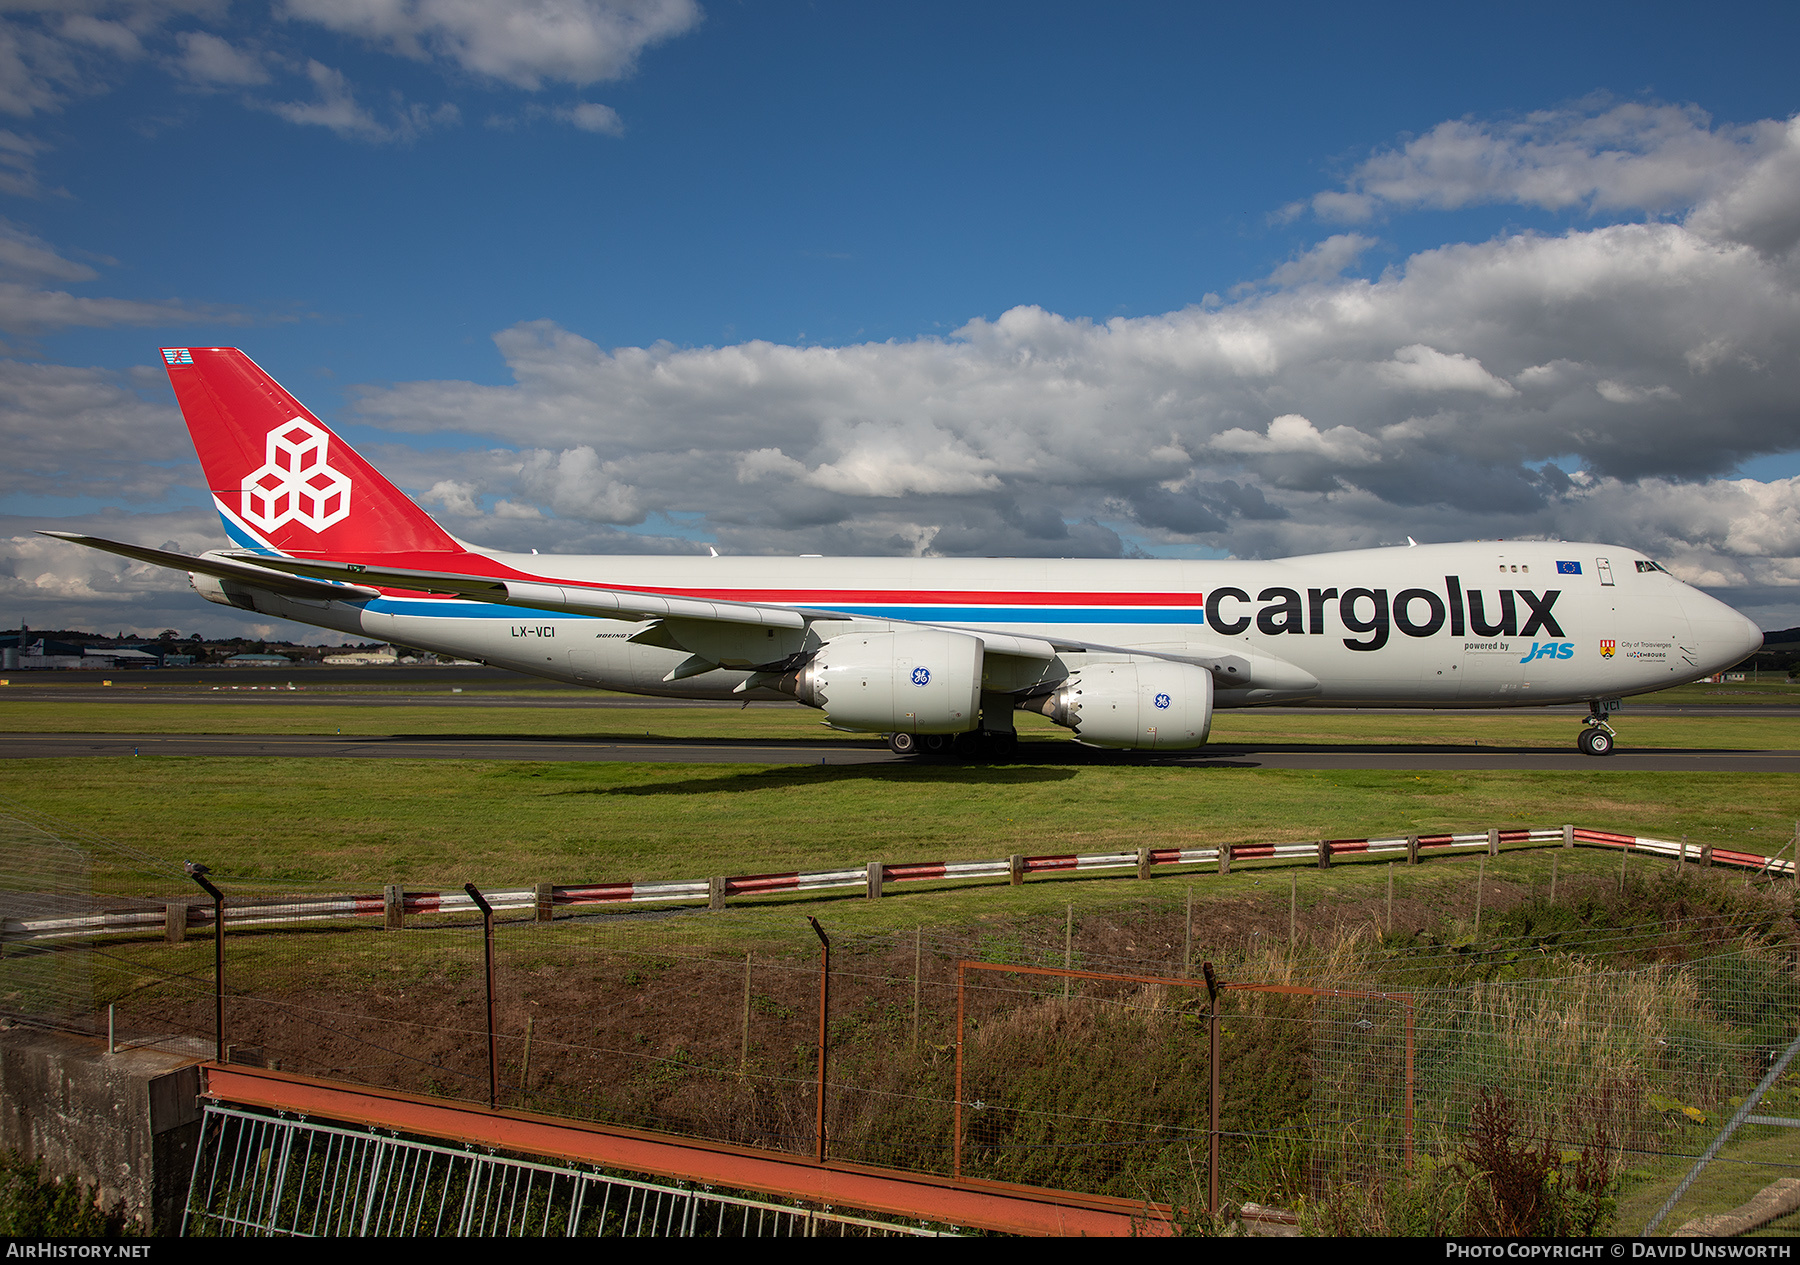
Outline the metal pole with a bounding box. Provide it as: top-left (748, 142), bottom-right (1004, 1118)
top-left (1404, 997), bottom-right (1415, 1168)
top-left (1474, 856), bottom-right (1485, 937)
top-left (185, 863), bottom-right (224, 1063)
top-left (741, 950), bottom-right (752, 1074)
top-left (911, 929), bottom-right (921, 1054)
top-left (1203, 960), bottom-right (1221, 1216)
top-left (808, 916), bottom-right (830, 1163)
top-left (1063, 902), bottom-right (1072, 1001)
top-left (464, 883), bottom-right (497, 1110)
top-left (1183, 886), bottom-right (1193, 976)
top-left (954, 961), bottom-right (966, 1180)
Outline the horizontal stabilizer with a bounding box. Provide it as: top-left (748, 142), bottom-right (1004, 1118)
top-left (39, 532), bottom-right (380, 602)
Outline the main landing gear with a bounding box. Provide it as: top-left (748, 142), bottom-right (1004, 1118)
top-left (1578, 702), bottom-right (1617, 757)
top-left (886, 731), bottom-right (1018, 759)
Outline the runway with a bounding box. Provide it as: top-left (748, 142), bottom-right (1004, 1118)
top-left (4, 731), bottom-right (1798, 772)
top-left (5, 666), bottom-right (1796, 770)
top-left (6, 666), bottom-right (1798, 716)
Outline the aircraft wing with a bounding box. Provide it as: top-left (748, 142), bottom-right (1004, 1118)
top-left (202, 549), bottom-right (1070, 662)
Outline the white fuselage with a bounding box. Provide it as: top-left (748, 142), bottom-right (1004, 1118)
top-left (214, 539), bottom-right (1763, 708)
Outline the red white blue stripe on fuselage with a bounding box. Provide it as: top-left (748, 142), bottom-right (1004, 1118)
top-left (362, 596), bottom-right (1207, 625)
top-left (216, 498), bottom-right (1211, 626)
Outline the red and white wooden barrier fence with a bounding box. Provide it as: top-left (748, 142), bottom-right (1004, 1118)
top-left (5, 825), bottom-right (1790, 944)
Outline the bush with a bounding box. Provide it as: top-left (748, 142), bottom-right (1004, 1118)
top-left (0, 1152), bottom-right (133, 1237)
top-left (1304, 1089), bottom-right (1617, 1236)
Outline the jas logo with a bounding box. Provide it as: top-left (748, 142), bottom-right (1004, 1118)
top-left (1519, 642), bottom-right (1574, 664)
top-left (242, 418), bottom-right (352, 533)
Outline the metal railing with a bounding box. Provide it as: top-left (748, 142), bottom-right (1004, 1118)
top-left (9, 824), bottom-right (1792, 946)
top-left (183, 1104), bottom-right (947, 1237)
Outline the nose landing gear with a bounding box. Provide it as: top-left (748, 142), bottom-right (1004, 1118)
top-left (1578, 702), bottom-right (1617, 756)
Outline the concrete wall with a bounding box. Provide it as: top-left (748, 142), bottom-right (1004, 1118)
top-left (0, 1025), bottom-right (206, 1231)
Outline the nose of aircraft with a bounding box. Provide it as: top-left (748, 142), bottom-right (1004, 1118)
top-left (1682, 588), bottom-right (1764, 674)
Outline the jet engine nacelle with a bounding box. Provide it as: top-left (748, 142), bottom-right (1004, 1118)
top-left (1024, 661), bottom-right (1214, 750)
top-left (785, 629), bottom-right (982, 734)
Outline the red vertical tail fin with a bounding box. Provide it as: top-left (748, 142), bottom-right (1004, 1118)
top-left (163, 347), bottom-right (461, 558)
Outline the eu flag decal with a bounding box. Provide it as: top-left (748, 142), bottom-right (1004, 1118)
top-left (1556, 561), bottom-right (1582, 575)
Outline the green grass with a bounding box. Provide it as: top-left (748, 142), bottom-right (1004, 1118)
top-left (0, 699), bottom-right (884, 741)
top-left (6, 696), bottom-right (1800, 749)
top-left (5, 757), bottom-right (1795, 891)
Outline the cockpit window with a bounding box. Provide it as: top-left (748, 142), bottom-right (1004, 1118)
top-left (1634, 560), bottom-right (1667, 573)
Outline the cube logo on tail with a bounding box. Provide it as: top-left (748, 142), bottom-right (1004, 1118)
top-left (163, 348), bottom-right (464, 556)
top-left (241, 419), bottom-right (352, 533)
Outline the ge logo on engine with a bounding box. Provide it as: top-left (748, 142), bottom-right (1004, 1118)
top-left (911, 667), bottom-right (931, 686)
top-left (242, 418), bottom-right (352, 533)
top-left (1154, 693), bottom-right (1171, 709)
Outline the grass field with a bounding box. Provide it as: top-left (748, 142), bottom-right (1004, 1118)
top-left (5, 757), bottom-right (1796, 892)
top-left (4, 677), bottom-right (1798, 890)
top-left (5, 696), bottom-right (1800, 750)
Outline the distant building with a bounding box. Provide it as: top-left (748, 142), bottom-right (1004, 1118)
top-left (224, 653), bottom-right (293, 666)
top-left (96, 648), bottom-right (160, 666)
top-left (323, 645), bottom-right (398, 666)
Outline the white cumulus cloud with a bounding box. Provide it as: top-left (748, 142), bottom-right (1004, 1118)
top-left (281, 0), bottom-right (701, 89)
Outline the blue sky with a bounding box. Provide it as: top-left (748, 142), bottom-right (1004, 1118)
top-left (7, 1), bottom-right (1800, 637)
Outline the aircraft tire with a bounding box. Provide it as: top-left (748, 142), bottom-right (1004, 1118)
top-left (920, 733), bottom-right (952, 755)
top-left (951, 731), bottom-right (991, 759)
top-left (888, 732), bottom-right (918, 756)
top-left (980, 732), bottom-right (1018, 760)
top-left (1578, 728), bottom-right (1615, 757)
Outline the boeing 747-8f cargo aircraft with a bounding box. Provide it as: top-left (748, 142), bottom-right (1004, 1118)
top-left (45, 348), bottom-right (1764, 757)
